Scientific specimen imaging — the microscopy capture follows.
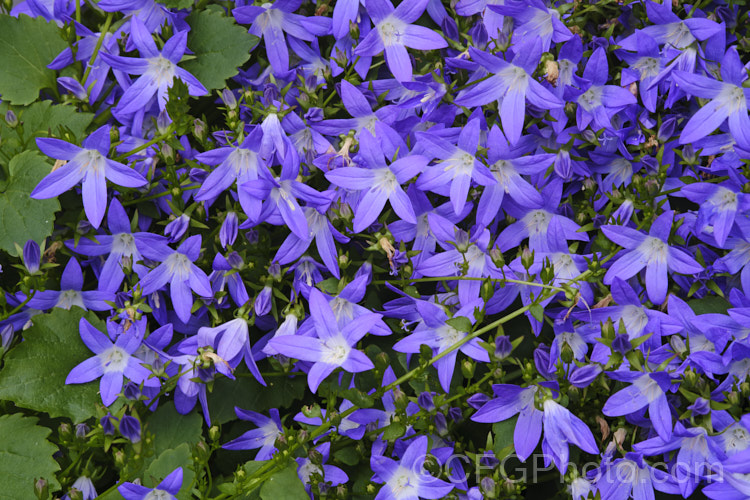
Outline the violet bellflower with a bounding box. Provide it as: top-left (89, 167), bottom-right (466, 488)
top-left (370, 436), bottom-right (454, 500)
top-left (273, 206), bottom-right (349, 278)
top-left (138, 235), bottom-right (213, 323)
top-left (193, 127), bottom-right (270, 214)
top-left (66, 318), bottom-right (158, 406)
top-left (241, 152), bottom-right (331, 239)
top-left (454, 39), bottom-right (564, 144)
top-left (26, 257), bottom-right (113, 311)
top-left (325, 129), bottom-right (429, 232)
top-left (118, 467), bottom-right (183, 500)
top-left (100, 17), bottom-right (207, 115)
top-left (394, 299), bottom-right (490, 392)
top-left (672, 47), bottom-right (750, 151)
top-left (602, 371), bottom-right (674, 440)
top-left (31, 125), bottom-right (147, 229)
top-left (471, 383), bottom-right (598, 471)
top-left (415, 117), bottom-right (496, 215)
top-left (223, 407), bottom-right (283, 459)
top-left (353, 0), bottom-right (448, 81)
top-left (266, 288), bottom-right (379, 392)
top-left (602, 210), bottom-right (703, 305)
top-left (233, 0), bottom-right (328, 76)
top-left (66, 198), bottom-right (172, 293)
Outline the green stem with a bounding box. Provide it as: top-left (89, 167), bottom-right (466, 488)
top-left (82, 13), bottom-right (113, 85)
top-left (113, 127), bottom-right (174, 162)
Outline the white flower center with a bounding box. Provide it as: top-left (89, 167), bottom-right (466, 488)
top-left (578, 87), bottom-right (603, 110)
top-left (637, 237), bottom-right (668, 265)
top-left (374, 168), bottom-right (399, 194)
top-left (147, 56), bottom-right (176, 86)
top-left (389, 467), bottom-right (417, 498)
top-left (443, 152), bottom-right (475, 178)
top-left (112, 233), bottom-right (137, 256)
top-left (145, 490), bottom-right (171, 500)
top-left (100, 345), bottom-right (129, 373)
top-left (717, 85), bottom-right (746, 115)
top-left (166, 253), bottom-right (191, 280)
top-left (379, 17), bottom-right (406, 47)
top-left (56, 289), bottom-right (85, 310)
top-left (74, 149), bottom-right (106, 176)
top-left (321, 336), bottom-right (351, 365)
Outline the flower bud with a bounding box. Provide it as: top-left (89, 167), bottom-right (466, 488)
top-left (4, 109), bottom-right (18, 128)
top-left (494, 335), bottom-right (512, 359)
top-left (221, 89), bottom-right (237, 109)
top-left (164, 214), bottom-right (190, 243)
top-left (23, 240), bottom-right (41, 274)
top-left (219, 212), bottom-right (238, 248)
top-left (119, 415), bottom-right (141, 443)
top-left (34, 478), bottom-right (49, 500)
top-left (254, 285), bottom-right (272, 316)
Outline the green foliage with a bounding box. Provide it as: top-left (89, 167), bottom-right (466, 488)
top-left (182, 9), bottom-right (259, 91)
top-left (259, 462), bottom-right (308, 500)
top-left (0, 413), bottom-right (61, 499)
top-left (0, 15), bottom-right (68, 105)
top-left (0, 308), bottom-right (103, 422)
top-left (156, 0), bottom-right (194, 9)
top-left (145, 444), bottom-right (196, 500)
top-left (208, 371), bottom-right (306, 425)
top-left (0, 151), bottom-right (60, 256)
top-left (0, 101), bottom-right (93, 159)
top-left (147, 403), bottom-right (204, 455)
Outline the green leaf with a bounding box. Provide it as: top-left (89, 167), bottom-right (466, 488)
top-left (145, 444), bottom-right (196, 500)
top-left (155, 0), bottom-right (193, 9)
top-left (446, 316), bottom-right (472, 333)
top-left (208, 370), bottom-right (306, 425)
top-left (146, 403), bottom-right (203, 456)
top-left (259, 462), bottom-right (308, 500)
top-left (333, 446), bottom-right (360, 466)
top-left (529, 303), bottom-right (545, 322)
top-left (688, 296), bottom-right (730, 315)
top-left (382, 421), bottom-right (406, 441)
top-left (0, 15), bottom-right (68, 105)
top-left (0, 151), bottom-right (60, 256)
top-left (492, 416), bottom-right (517, 459)
top-left (0, 101), bottom-right (93, 159)
top-left (0, 413), bottom-right (61, 499)
top-left (0, 307), bottom-right (103, 422)
top-left (182, 9), bottom-right (258, 90)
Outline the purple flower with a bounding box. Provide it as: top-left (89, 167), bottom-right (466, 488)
top-left (66, 318), bottom-right (157, 406)
top-left (138, 235), bottom-right (213, 323)
top-left (118, 467), bottom-right (182, 500)
top-left (31, 125), bottom-right (147, 228)
top-left (326, 129), bottom-right (428, 232)
top-left (454, 40), bottom-right (563, 144)
top-left (602, 210), bottom-right (703, 304)
top-left (394, 300), bottom-right (489, 392)
top-left (472, 384), bottom-right (597, 470)
top-left (354, 0), bottom-right (447, 81)
top-left (26, 258), bottom-right (113, 311)
top-left (267, 288), bottom-right (379, 392)
top-left (673, 47), bottom-right (750, 152)
top-left (67, 198), bottom-right (172, 293)
top-left (101, 17), bottom-right (207, 115)
top-left (233, 0), bottom-right (328, 75)
top-left (241, 154), bottom-right (330, 240)
top-left (223, 407), bottom-right (283, 459)
top-left (370, 436), bottom-right (454, 499)
top-left (415, 118), bottom-right (496, 215)
top-left (602, 371), bottom-right (674, 440)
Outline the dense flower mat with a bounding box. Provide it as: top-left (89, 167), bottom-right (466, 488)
top-left (0, 0), bottom-right (749, 498)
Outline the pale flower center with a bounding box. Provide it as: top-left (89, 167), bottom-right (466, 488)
top-left (112, 233), bottom-right (137, 256)
top-left (166, 253), bottom-right (191, 280)
top-left (374, 168), bottom-right (399, 194)
top-left (74, 149), bottom-right (105, 176)
top-left (56, 289), bottom-right (85, 310)
top-left (100, 345), bottom-right (129, 373)
top-left (145, 490), bottom-right (171, 500)
top-left (321, 336), bottom-right (351, 365)
top-left (378, 17), bottom-right (406, 47)
top-left (578, 86), bottom-right (603, 111)
top-left (147, 56), bottom-right (176, 86)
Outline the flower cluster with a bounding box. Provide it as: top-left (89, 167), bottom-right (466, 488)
top-left (1, 0), bottom-right (750, 499)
